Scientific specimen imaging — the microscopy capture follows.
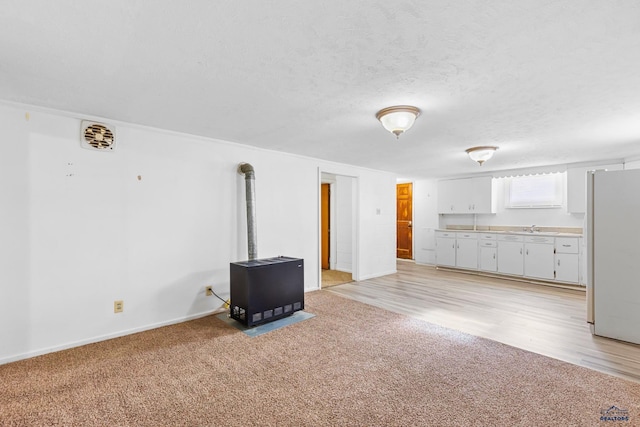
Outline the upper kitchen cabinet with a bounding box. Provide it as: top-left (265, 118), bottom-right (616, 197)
top-left (437, 179), bottom-right (459, 213)
top-left (567, 163), bottom-right (622, 213)
top-left (437, 176), bottom-right (496, 214)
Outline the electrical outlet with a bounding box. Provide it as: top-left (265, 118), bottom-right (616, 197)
top-left (114, 300), bottom-right (124, 313)
top-left (205, 286), bottom-right (213, 296)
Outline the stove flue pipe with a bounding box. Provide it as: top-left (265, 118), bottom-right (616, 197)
top-left (238, 163), bottom-right (258, 260)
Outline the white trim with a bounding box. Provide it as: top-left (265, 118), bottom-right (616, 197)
top-left (317, 167), bottom-right (360, 284)
top-left (329, 181), bottom-right (337, 270)
top-left (396, 179), bottom-right (415, 261)
top-left (319, 176), bottom-right (337, 271)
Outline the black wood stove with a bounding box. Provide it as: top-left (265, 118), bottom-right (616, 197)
top-left (229, 256), bottom-right (304, 327)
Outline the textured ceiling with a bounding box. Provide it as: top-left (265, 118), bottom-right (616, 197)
top-left (2, 1), bottom-right (640, 178)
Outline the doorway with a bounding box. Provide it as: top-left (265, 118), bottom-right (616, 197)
top-left (320, 172), bottom-right (356, 288)
top-left (321, 183), bottom-right (330, 270)
top-left (397, 182), bottom-right (413, 259)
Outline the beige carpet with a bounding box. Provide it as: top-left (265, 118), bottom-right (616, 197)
top-left (1, 291), bottom-right (639, 426)
top-left (321, 269), bottom-right (352, 288)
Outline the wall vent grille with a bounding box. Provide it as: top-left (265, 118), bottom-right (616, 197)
top-left (81, 121), bottom-right (116, 151)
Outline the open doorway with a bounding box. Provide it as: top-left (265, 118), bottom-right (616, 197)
top-left (321, 183), bottom-right (330, 269)
top-left (320, 172), bottom-right (356, 288)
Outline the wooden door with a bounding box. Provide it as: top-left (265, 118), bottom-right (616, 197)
top-left (397, 183), bottom-right (413, 259)
top-left (321, 184), bottom-right (330, 269)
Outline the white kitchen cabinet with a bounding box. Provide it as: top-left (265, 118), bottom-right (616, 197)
top-left (437, 177), bottom-right (495, 214)
top-left (469, 177), bottom-right (496, 213)
top-left (436, 230), bottom-right (582, 285)
top-left (555, 254), bottom-right (579, 283)
top-left (497, 234), bottom-right (524, 276)
top-left (524, 236), bottom-right (555, 280)
top-left (437, 180), bottom-right (458, 213)
top-left (478, 235), bottom-right (497, 272)
top-left (435, 231), bottom-right (456, 267)
top-left (456, 232), bottom-right (478, 269)
top-left (555, 237), bottom-right (580, 283)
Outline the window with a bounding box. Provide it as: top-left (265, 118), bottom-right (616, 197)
top-left (506, 173), bottom-right (564, 208)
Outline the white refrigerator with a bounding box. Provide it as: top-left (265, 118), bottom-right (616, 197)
top-left (587, 168), bottom-right (640, 344)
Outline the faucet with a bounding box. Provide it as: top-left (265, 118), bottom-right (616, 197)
top-left (530, 224), bottom-right (536, 233)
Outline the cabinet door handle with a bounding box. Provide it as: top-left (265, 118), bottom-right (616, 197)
top-left (520, 248), bottom-right (523, 254)
top-left (493, 253), bottom-right (496, 259)
top-left (526, 249), bottom-right (529, 255)
top-left (558, 259), bottom-right (561, 266)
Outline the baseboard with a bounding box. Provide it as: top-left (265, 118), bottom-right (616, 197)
top-left (414, 261), bottom-right (436, 267)
top-left (0, 308), bottom-right (227, 366)
top-left (434, 265), bottom-right (586, 291)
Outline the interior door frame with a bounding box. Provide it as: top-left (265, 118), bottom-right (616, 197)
top-left (321, 180), bottom-right (336, 270)
top-left (318, 168), bottom-right (359, 289)
top-left (397, 179), bottom-right (415, 260)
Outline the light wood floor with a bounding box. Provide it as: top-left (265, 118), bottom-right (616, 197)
top-left (329, 260), bottom-right (640, 383)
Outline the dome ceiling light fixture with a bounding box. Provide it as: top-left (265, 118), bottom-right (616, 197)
top-left (375, 105), bottom-right (421, 138)
top-left (466, 146), bottom-right (499, 166)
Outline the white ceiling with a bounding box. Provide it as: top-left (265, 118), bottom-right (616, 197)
top-left (2, 1), bottom-right (640, 178)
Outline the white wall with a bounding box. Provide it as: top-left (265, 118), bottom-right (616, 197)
top-left (0, 106), bottom-right (30, 359)
top-left (0, 103), bottom-right (396, 364)
top-left (412, 179), bottom-right (439, 265)
top-left (353, 170), bottom-right (397, 280)
top-left (320, 164), bottom-right (396, 281)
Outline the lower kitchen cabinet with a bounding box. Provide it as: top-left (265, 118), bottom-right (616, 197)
top-left (456, 232), bottom-right (478, 269)
top-left (436, 231), bottom-right (582, 285)
top-left (555, 254), bottom-right (579, 282)
top-left (478, 233), bottom-right (497, 272)
top-left (555, 237), bottom-right (580, 283)
top-left (497, 235), bottom-right (524, 276)
top-left (524, 236), bottom-right (555, 280)
top-left (479, 244), bottom-right (497, 272)
top-left (435, 232), bottom-right (456, 267)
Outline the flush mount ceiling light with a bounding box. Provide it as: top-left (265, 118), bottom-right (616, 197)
top-left (466, 146), bottom-right (498, 166)
top-left (375, 105), bottom-right (421, 138)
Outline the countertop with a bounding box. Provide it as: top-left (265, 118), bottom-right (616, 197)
top-left (438, 229), bottom-right (582, 238)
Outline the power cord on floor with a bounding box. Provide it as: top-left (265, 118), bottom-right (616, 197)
top-left (210, 288), bottom-right (230, 309)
